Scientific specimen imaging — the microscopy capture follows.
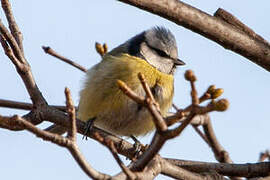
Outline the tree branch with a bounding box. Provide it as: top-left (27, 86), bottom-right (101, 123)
top-left (0, 98), bottom-right (68, 111)
top-left (1, 0), bottom-right (24, 54)
top-left (166, 158), bottom-right (270, 178)
top-left (0, 91), bottom-right (111, 180)
top-left (42, 46), bottom-right (87, 73)
top-left (0, 19), bottom-right (46, 107)
top-left (202, 115), bottom-right (233, 163)
top-left (1, 1), bottom-right (269, 179)
top-left (94, 132), bottom-right (137, 180)
top-left (118, 0), bottom-right (270, 72)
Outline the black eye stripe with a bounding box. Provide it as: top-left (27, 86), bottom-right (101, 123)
top-left (145, 41), bottom-right (171, 58)
top-left (153, 47), bottom-right (169, 58)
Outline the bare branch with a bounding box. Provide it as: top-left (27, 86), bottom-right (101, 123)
top-left (117, 80), bottom-right (145, 104)
top-left (0, 35), bottom-right (23, 69)
top-left (160, 157), bottom-right (207, 180)
top-left (173, 103), bottom-right (210, 145)
top-left (0, 113), bottom-right (111, 179)
top-left (202, 115), bottom-right (233, 163)
top-left (214, 8), bottom-right (270, 47)
top-left (173, 103), bottom-right (209, 144)
top-left (94, 133), bottom-right (137, 180)
top-left (138, 72), bottom-right (168, 132)
top-left (166, 158), bottom-right (270, 178)
top-left (118, 0), bottom-right (270, 72)
top-left (0, 20), bottom-right (46, 106)
top-left (192, 125), bottom-right (210, 145)
top-left (65, 88), bottom-right (77, 141)
top-left (166, 84), bottom-right (216, 126)
top-left (164, 112), bottom-right (196, 139)
top-left (118, 74), bottom-right (168, 171)
top-left (164, 71), bottom-right (229, 140)
top-left (184, 70), bottom-right (199, 105)
top-left (0, 98), bottom-right (33, 110)
top-left (0, 19), bottom-right (25, 63)
top-left (118, 70), bottom-right (229, 174)
top-left (0, 115), bottom-right (26, 130)
top-left (118, 73), bottom-right (168, 132)
top-left (1, 1), bottom-right (268, 179)
top-left (42, 46), bottom-right (87, 72)
top-left (1, 0), bottom-right (24, 53)
top-left (0, 98), bottom-right (68, 111)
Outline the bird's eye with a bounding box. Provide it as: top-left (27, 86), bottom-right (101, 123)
top-left (145, 42), bottom-right (170, 58)
top-left (152, 47), bottom-right (169, 58)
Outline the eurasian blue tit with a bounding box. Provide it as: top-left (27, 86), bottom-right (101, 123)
top-left (78, 26), bottom-right (185, 137)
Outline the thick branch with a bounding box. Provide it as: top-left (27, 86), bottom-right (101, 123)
top-left (118, 0), bottom-right (270, 71)
top-left (166, 158), bottom-right (270, 178)
top-left (2, 111), bottom-right (270, 178)
top-left (214, 8), bottom-right (270, 47)
top-left (161, 157), bottom-right (207, 180)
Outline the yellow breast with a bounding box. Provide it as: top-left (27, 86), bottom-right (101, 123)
top-left (77, 53), bottom-right (174, 136)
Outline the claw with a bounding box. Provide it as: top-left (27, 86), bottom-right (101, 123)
top-left (82, 117), bottom-right (96, 140)
top-left (130, 135), bottom-right (143, 159)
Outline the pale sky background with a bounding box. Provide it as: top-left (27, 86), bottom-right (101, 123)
top-left (0, 1), bottom-right (269, 179)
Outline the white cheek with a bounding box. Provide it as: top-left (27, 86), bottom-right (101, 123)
top-left (140, 43), bottom-right (174, 74)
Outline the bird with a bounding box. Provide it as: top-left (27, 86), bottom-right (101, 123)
top-left (77, 26), bottom-right (185, 137)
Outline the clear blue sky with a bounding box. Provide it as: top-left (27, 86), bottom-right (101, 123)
top-left (0, 1), bottom-right (269, 179)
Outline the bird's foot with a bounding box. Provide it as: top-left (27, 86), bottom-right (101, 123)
top-left (82, 117), bottom-right (96, 140)
top-left (130, 135), bottom-right (148, 160)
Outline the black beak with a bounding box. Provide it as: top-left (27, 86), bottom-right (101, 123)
top-left (174, 58), bottom-right (185, 66)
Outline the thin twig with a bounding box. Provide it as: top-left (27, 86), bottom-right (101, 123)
top-left (107, 141), bottom-right (136, 180)
top-left (0, 19), bottom-right (46, 106)
top-left (0, 35), bottom-right (23, 69)
top-left (65, 88), bottom-right (77, 141)
top-left (0, 98), bottom-right (68, 111)
top-left (192, 125), bottom-right (210, 145)
top-left (118, 72), bottom-right (169, 171)
top-left (94, 133), bottom-right (136, 180)
top-left (138, 72), bottom-right (167, 132)
top-left (164, 112), bottom-right (196, 139)
top-left (185, 70), bottom-right (199, 105)
top-left (172, 104), bottom-right (210, 145)
top-left (117, 80), bottom-right (145, 104)
top-left (0, 20), bottom-right (25, 63)
top-left (202, 115), bottom-right (233, 163)
top-left (42, 46), bottom-right (87, 73)
top-left (160, 157), bottom-right (206, 180)
top-left (166, 97), bottom-right (227, 127)
top-left (129, 71), bottom-right (218, 171)
top-left (138, 73), bottom-right (155, 103)
top-left (164, 71), bottom-right (226, 139)
top-left (1, 0), bottom-right (24, 53)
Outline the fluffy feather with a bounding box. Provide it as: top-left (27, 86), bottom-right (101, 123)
top-left (78, 53), bottom-right (174, 136)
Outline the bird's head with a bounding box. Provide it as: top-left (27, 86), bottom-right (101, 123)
top-left (126, 26), bottom-right (185, 74)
